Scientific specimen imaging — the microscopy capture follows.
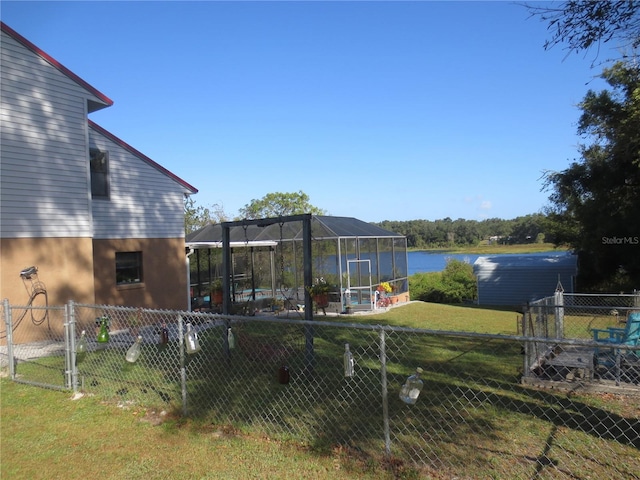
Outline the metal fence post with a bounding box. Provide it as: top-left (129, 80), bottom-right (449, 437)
top-left (379, 327), bottom-right (391, 457)
top-left (63, 302), bottom-right (71, 390)
top-left (67, 300), bottom-right (78, 393)
top-left (3, 298), bottom-right (15, 379)
top-left (554, 286), bottom-right (564, 339)
top-left (522, 306), bottom-right (531, 376)
top-left (179, 315), bottom-right (187, 416)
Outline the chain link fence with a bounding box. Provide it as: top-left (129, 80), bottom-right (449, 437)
top-left (2, 299), bottom-right (639, 478)
top-left (524, 292), bottom-right (640, 389)
top-left (526, 292), bottom-right (640, 340)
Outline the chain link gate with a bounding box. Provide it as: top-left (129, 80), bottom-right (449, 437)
top-left (2, 299), bottom-right (639, 478)
top-left (1, 299), bottom-right (69, 390)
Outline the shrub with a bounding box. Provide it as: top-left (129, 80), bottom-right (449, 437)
top-left (409, 259), bottom-right (477, 304)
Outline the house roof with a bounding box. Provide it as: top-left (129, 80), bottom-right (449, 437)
top-left (1, 22), bottom-right (113, 112)
top-left (89, 121), bottom-right (198, 194)
top-left (186, 215), bottom-right (404, 246)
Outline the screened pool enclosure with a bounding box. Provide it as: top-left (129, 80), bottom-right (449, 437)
top-left (186, 215), bottom-right (408, 317)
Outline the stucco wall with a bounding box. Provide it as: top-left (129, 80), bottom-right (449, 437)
top-left (0, 237), bottom-right (96, 308)
top-left (92, 237), bottom-right (188, 310)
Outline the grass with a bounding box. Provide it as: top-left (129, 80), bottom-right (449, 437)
top-left (2, 301), bottom-right (639, 479)
top-left (413, 242), bottom-right (568, 255)
top-left (353, 301), bottom-right (522, 334)
top-left (0, 380), bottom-right (390, 480)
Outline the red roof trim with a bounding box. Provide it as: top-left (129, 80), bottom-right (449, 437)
top-left (1, 21), bottom-right (113, 108)
top-left (88, 120), bottom-right (198, 194)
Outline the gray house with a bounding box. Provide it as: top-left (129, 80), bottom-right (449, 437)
top-left (473, 254), bottom-right (578, 307)
top-left (0, 22), bottom-right (197, 312)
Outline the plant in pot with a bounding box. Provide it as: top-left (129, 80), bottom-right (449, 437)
top-left (376, 282), bottom-right (396, 307)
top-left (210, 279), bottom-right (223, 305)
top-left (307, 277), bottom-right (331, 307)
top-left (271, 298), bottom-right (284, 312)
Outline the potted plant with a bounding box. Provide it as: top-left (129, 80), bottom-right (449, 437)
top-left (307, 278), bottom-right (331, 307)
top-left (210, 278), bottom-right (223, 305)
top-left (270, 298), bottom-right (284, 312)
top-left (377, 282), bottom-right (398, 306)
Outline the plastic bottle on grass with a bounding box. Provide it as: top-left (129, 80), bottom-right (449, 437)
top-left (343, 343), bottom-right (354, 378)
top-left (278, 365), bottom-right (290, 384)
top-left (227, 328), bottom-right (236, 350)
top-left (96, 316), bottom-right (109, 343)
top-left (399, 367), bottom-right (424, 405)
top-left (159, 324), bottom-right (169, 345)
top-left (76, 330), bottom-right (88, 364)
top-left (184, 323), bottom-right (201, 354)
top-left (126, 336), bottom-right (143, 363)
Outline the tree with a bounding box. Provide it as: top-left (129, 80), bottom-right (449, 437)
top-left (525, 1), bottom-right (640, 63)
top-left (543, 61), bottom-right (640, 290)
top-left (184, 197), bottom-right (229, 234)
top-left (510, 214), bottom-right (546, 243)
top-left (238, 191), bottom-right (326, 219)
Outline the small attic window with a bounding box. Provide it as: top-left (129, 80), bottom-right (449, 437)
top-left (90, 148), bottom-right (109, 198)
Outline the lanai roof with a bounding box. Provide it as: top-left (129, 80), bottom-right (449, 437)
top-left (186, 215), bottom-right (403, 248)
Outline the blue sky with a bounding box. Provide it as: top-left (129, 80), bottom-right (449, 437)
top-left (2, 1), bottom-right (613, 222)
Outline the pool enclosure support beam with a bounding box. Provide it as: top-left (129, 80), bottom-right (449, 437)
top-left (221, 214), bottom-right (314, 319)
top-left (301, 215), bottom-right (315, 373)
top-left (222, 226), bottom-right (232, 315)
top-left (221, 214), bottom-right (315, 371)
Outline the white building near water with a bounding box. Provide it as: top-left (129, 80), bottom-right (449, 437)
top-left (473, 254), bottom-right (578, 307)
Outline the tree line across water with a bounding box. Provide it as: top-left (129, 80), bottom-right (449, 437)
top-left (374, 214), bottom-right (549, 249)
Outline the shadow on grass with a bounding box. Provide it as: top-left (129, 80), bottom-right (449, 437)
top-left (62, 317), bottom-right (639, 477)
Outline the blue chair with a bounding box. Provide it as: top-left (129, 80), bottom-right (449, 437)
top-left (592, 312), bottom-right (640, 384)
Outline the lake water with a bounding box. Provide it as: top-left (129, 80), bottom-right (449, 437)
top-left (407, 251), bottom-right (568, 275)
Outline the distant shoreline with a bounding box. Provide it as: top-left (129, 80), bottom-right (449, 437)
top-left (410, 243), bottom-right (570, 255)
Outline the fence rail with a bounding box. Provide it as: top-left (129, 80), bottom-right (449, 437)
top-left (2, 299), bottom-right (639, 478)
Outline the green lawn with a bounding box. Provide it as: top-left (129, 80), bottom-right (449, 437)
top-left (0, 379), bottom-right (393, 480)
top-left (413, 242), bottom-right (568, 255)
top-left (353, 301), bottom-right (522, 334)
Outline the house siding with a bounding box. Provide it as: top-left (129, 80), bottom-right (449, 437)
top-left (89, 128), bottom-right (186, 239)
top-left (1, 30), bottom-right (94, 238)
top-left (1, 23), bottom-right (196, 315)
